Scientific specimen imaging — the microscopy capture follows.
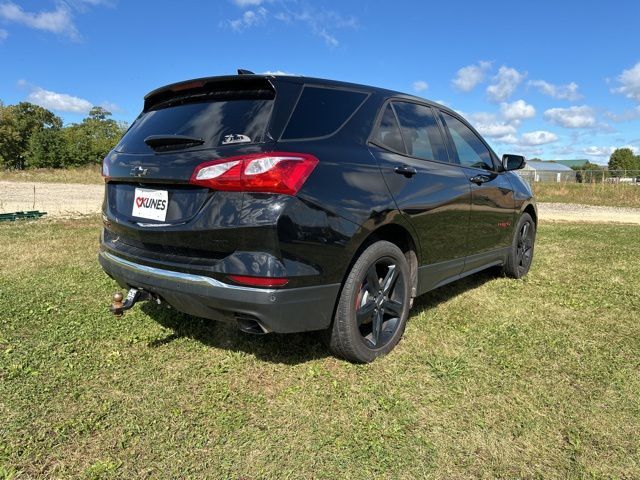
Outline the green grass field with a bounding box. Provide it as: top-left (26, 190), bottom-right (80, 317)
top-left (0, 166), bottom-right (102, 185)
top-left (1, 218), bottom-right (639, 478)
top-left (532, 182), bottom-right (640, 208)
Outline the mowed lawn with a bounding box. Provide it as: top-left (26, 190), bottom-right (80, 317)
top-left (1, 218), bottom-right (639, 479)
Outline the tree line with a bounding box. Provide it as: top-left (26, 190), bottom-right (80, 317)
top-left (608, 148), bottom-right (640, 173)
top-left (0, 101), bottom-right (128, 170)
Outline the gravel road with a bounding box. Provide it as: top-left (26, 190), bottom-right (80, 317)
top-left (0, 181), bottom-right (104, 217)
top-left (1, 181), bottom-right (639, 224)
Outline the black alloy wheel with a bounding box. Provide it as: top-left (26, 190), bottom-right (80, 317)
top-left (327, 240), bottom-right (411, 363)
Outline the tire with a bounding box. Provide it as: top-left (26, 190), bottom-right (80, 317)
top-left (327, 240), bottom-right (411, 363)
top-left (503, 212), bottom-right (536, 279)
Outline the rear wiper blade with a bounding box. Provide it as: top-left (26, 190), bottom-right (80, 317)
top-left (144, 134), bottom-right (205, 151)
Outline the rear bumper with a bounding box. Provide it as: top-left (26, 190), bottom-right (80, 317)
top-left (99, 251), bottom-right (339, 333)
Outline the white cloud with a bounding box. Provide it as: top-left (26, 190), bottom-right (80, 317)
top-left (486, 66), bottom-right (526, 102)
top-left (229, 7), bottom-right (268, 31)
top-left (452, 61), bottom-right (491, 92)
top-left (99, 101), bottom-right (122, 113)
top-left (0, 2), bottom-right (78, 39)
top-left (604, 106), bottom-right (640, 122)
top-left (519, 131), bottom-right (558, 146)
top-left (495, 130), bottom-right (558, 147)
top-left (27, 86), bottom-right (93, 113)
top-left (412, 80), bottom-right (428, 93)
top-left (553, 145), bottom-right (576, 155)
top-left (467, 113), bottom-right (517, 139)
top-left (544, 105), bottom-right (596, 128)
top-left (262, 70), bottom-right (299, 76)
top-left (233, 0), bottom-right (264, 6)
top-left (500, 99), bottom-right (535, 122)
top-left (528, 80), bottom-right (582, 101)
top-left (317, 28), bottom-right (338, 47)
top-left (0, 28), bottom-right (7, 40)
top-left (611, 61), bottom-right (640, 102)
top-left (18, 81), bottom-right (108, 114)
top-left (228, 4), bottom-right (355, 47)
top-left (273, 7), bottom-right (355, 47)
top-left (583, 145), bottom-right (639, 157)
top-left (70, 0), bottom-right (114, 7)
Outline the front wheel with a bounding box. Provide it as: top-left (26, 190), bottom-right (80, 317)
top-left (503, 212), bottom-right (536, 279)
top-left (327, 241), bottom-right (411, 363)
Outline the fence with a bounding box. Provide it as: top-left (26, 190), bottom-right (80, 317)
top-left (517, 169), bottom-right (640, 185)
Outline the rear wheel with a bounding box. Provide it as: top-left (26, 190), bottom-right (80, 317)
top-left (503, 212), bottom-right (536, 279)
top-left (327, 241), bottom-right (411, 363)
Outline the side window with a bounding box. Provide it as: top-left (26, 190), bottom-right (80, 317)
top-left (375, 104), bottom-right (406, 153)
top-left (282, 86), bottom-right (368, 140)
top-left (442, 112), bottom-right (495, 171)
top-left (392, 102), bottom-right (448, 162)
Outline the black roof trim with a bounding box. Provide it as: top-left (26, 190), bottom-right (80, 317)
top-left (142, 74), bottom-right (458, 116)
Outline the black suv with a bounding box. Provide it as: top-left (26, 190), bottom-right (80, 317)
top-left (99, 73), bottom-right (536, 363)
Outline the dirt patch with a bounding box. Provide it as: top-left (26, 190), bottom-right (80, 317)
top-left (0, 181), bottom-right (103, 217)
top-left (538, 202), bottom-right (640, 225)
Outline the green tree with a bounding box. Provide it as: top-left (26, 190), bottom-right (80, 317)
top-left (575, 161), bottom-right (606, 183)
top-left (26, 127), bottom-right (67, 168)
top-left (63, 107), bottom-right (126, 166)
top-left (608, 148), bottom-right (636, 176)
top-left (0, 102), bottom-right (62, 169)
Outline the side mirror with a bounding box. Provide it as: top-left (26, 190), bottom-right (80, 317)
top-left (502, 154), bottom-right (526, 171)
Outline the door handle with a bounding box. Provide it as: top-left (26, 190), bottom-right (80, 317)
top-left (394, 165), bottom-right (418, 178)
top-left (469, 174), bottom-right (490, 185)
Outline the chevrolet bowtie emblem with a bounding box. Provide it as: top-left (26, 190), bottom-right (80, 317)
top-left (130, 166), bottom-right (148, 177)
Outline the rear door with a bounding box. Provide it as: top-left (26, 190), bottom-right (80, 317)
top-left (369, 101), bottom-right (471, 286)
top-left (438, 110), bottom-right (516, 266)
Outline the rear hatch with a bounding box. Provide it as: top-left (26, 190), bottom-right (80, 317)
top-left (104, 77), bottom-right (278, 225)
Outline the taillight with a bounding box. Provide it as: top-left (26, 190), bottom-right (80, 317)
top-left (190, 152), bottom-right (318, 195)
top-left (101, 157), bottom-right (110, 182)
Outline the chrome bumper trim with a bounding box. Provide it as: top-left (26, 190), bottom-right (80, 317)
top-left (100, 251), bottom-right (276, 293)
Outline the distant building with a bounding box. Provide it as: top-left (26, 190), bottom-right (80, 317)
top-left (518, 160), bottom-right (576, 183)
top-left (544, 159), bottom-right (591, 169)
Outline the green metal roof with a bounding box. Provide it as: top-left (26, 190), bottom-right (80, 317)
top-left (544, 159), bottom-right (590, 168)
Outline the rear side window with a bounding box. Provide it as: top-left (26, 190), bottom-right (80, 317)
top-left (441, 112), bottom-right (495, 171)
top-left (282, 86), bottom-right (368, 140)
top-left (116, 98), bottom-right (273, 154)
top-left (392, 102), bottom-right (448, 162)
top-left (375, 104), bottom-right (406, 153)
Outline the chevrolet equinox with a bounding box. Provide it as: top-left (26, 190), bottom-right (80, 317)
top-left (99, 72), bottom-right (537, 363)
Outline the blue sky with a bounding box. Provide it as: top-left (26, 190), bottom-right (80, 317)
top-left (1, 0), bottom-right (639, 164)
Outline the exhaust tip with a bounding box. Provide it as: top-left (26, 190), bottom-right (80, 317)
top-left (235, 314), bottom-right (269, 335)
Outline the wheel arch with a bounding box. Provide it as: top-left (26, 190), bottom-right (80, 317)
top-left (345, 221), bottom-right (420, 300)
top-left (522, 202), bottom-right (538, 225)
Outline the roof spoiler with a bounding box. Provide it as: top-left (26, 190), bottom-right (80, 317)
top-left (143, 75), bottom-right (275, 111)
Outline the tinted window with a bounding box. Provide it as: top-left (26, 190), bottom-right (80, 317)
top-left (116, 98), bottom-right (273, 154)
top-left (393, 102), bottom-right (448, 162)
top-left (282, 86), bottom-right (367, 139)
top-left (442, 113), bottom-right (494, 171)
top-left (375, 104), bottom-right (406, 153)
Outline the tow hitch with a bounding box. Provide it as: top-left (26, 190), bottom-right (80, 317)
top-left (109, 288), bottom-right (155, 316)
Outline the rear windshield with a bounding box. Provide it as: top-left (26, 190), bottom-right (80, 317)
top-left (281, 86), bottom-right (368, 140)
top-left (115, 97), bottom-right (273, 154)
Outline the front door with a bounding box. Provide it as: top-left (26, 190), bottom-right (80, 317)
top-left (438, 111), bottom-right (516, 268)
